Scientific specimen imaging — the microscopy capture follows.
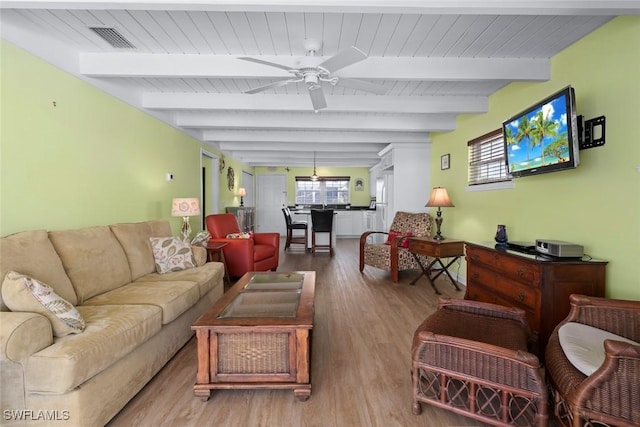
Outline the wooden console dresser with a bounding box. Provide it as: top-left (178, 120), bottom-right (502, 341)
top-left (465, 242), bottom-right (607, 358)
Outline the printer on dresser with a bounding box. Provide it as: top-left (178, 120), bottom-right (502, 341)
top-left (464, 242), bottom-right (607, 358)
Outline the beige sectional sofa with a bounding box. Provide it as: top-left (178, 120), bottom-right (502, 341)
top-left (0, 220), bottom-right (225, 426)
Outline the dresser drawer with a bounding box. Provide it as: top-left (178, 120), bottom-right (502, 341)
top-left (467, 269), bottom-right (541, 315)
top-left (496, 256), bottom-right (540, 287)
top-left (467, 263), bottom-right (495, 287)
top-left (466, 245), bottom-right (497, 268)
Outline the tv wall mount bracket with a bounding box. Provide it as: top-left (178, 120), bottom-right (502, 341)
top-left (577, 115), bottom-right (606, 150)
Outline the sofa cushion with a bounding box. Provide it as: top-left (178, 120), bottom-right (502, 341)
top-left (558, 322), bottom-right (640, 376)
top-left (26, 304), bottom-right (162, 393)
top-left (110, 222), bottom-right (169, 281)
top-left (49, 226), bottom-right (132, 304)
top-left (150, 237), bottom-right (196, 274)
top-left (136, 262), bottom-right (224, 298)
top-left (1, 229), bottom-right (78, 309)
top-left (2, 271), bottom-right (85, 336)
top-left (83, 280), bottom-right (200, 324)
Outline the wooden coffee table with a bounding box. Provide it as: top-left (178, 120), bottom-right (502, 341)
top-left (192, 271), bottom-right (315, 401)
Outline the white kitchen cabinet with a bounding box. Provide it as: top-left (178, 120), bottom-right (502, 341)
top-left (334, 211), bottom-right (366, 237)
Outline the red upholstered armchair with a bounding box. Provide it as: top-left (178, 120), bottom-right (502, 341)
top-left (205, 213), bottom-right (280, 278)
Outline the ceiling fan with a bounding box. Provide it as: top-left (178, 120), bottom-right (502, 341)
top-left (238, 39), bottom-right (387, 111)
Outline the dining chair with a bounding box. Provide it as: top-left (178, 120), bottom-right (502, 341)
top-left (311, 209), bottom-right (334, 256)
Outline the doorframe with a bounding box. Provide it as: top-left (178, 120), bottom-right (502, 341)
top-left (200, 149), bottom-right (220, 229)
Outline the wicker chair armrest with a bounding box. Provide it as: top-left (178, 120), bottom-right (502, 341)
top-left (437, 297), bottom-right (530, 331)
top-left (569, 339), bottom-right (640, 422)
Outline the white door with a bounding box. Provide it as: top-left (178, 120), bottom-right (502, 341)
top-left (256, 174), bottom-right (287, 234)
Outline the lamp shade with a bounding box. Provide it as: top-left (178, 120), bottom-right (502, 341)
top-left (238, 187), bottom-right (247, 197)
top-left (425, 187), bottom-right (455, 208)
top-left (171, 198), bottom-right (200, 217)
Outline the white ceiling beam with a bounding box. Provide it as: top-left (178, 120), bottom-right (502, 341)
top-left (3, 1), bottom-right (637, 15)
top-left (176, 112), bottom-right (455, 132)
top-left (202, 129), bottom-right (429, 143)
top-left (143, 93), bottom-right (488, 114)
top-left (217, 142), bottom-right (386, 152)
top-left (80, 54), bottom-right (549, 81)
top-left (229, 150), bottom-right (381, 159)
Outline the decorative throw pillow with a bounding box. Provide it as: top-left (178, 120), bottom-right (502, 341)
top-left (226, 232), bottom-right (252, 239)
top-left (558, 322), bottom-right (640, 376)
top-left (1, 271), bottom-right (85, 337)
top-left (385, 230), bottom-right (412, 248)
top-left (190, 230), bottom-right (210, 246)
top-left (149, 237), bottom-right (196, 274)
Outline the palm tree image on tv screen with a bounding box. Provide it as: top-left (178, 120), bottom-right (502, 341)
top-left (504, 92), bottom-right (572, 174)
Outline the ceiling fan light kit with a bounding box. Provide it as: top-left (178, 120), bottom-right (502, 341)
top-left (239, 40), bottom-right (387, 111)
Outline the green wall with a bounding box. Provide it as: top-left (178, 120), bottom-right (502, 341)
top-left (429, 17), bottom-right (640, 299)
top-left (0, 40), bottom-right (250, 236)
top-left (254, 166), bottom-right (373, 207)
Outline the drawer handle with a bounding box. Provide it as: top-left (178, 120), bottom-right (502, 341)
top-left (472, 273), bottom-right (479, 279)
top-left (517, 268), bottom-right (525, 277)
top-left (518, 292), bottom-right (526, 301)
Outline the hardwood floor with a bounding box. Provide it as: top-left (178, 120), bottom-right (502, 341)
top-left (107, 238), bottom-right (484, 427)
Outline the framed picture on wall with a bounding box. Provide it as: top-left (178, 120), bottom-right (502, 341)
top-left (441, 154), bottom-right (450, 170)
top-left (354, 178), bottom-right (364, 191)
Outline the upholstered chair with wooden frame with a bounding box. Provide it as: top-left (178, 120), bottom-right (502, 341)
top-left (359, 211), bottom-right (432, 282)
top-left (545, 294), bottom-right (640, 427)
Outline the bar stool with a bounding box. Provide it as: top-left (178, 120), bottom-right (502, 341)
top-left (282, 207), bottom-right (307, 251)
top-left (311, 209), bottom-right (334, 256)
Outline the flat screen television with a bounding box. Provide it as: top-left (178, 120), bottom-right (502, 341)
top-left (503, 86), bottom-right (580, 178)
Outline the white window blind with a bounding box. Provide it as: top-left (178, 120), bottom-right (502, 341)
top-left (468, 129), bottom-right (512, 186)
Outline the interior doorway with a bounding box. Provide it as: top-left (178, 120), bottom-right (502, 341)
top-left (256, 174), bottom-right (287, 234)
top-left (200, 149), bottom-right (220, 230)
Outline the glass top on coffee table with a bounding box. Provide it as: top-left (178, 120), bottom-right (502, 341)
top-left (217, 290), bottom-right (301, 318)
top-left (243, 272), bottom-right (304, 290)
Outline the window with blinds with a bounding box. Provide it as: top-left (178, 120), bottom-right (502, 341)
top-left (295, 176), bottom-right (350, 205)
top-left (468, 129), bottom-right (512, 185)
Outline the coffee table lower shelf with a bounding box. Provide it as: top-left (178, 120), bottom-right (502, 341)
top-left (193, 327), bottom-right (312, 402)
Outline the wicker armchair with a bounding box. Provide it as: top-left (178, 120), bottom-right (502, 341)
top-left (412, 298), bottom-right (548, 426)
top-left (545, 294), bottom-right (640, 427)
top-left (359, 211), bottom-right (432, 282)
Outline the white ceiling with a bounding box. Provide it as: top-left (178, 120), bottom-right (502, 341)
top-left (1, 1), bottom-right (636, 168)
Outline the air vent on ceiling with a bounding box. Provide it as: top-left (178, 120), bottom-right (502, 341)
top-left (89, 27), bottom-right (136, 49)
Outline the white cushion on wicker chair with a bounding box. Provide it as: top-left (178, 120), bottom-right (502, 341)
top-left (558, 322), bottom-right (640, 376)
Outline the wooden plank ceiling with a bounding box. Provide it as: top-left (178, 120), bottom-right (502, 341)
top-left (1, 1), bottom-right (634, 167)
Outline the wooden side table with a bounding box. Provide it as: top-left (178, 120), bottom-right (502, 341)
top-left (204, 241), bottom-right (230, 285)
top-left (408, 237), bottom-right (464, 294)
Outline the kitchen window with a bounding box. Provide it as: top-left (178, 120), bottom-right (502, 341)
top-left (295, 177), bottom-right (350, 205)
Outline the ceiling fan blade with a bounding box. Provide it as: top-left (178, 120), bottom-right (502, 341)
top-left (336, 77), bottom-right (388, 95)
top-left (308, 87), bottom-right (327, 111)
top-left (317, 46), bottom-right (367, 73)
top-left (238, 57), bottom-right (296, 72)
top-left (245, 79), bottom-right (295, 94)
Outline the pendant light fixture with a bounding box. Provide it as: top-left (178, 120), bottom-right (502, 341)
top-left (310, 151), bottom-right (319, 181)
